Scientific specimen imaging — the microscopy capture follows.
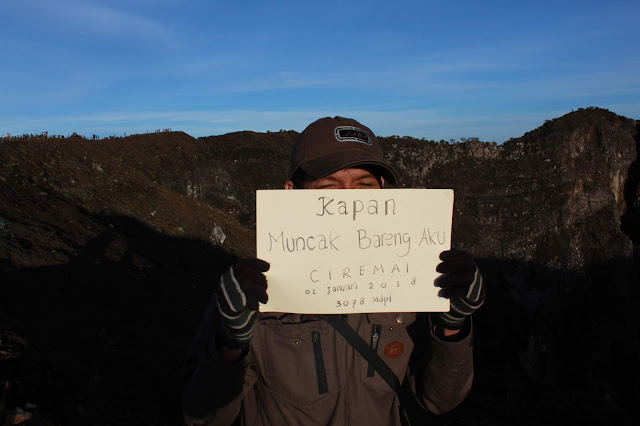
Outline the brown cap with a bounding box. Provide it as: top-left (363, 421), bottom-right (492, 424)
top-left (290, 116), bottom-right (398, 184)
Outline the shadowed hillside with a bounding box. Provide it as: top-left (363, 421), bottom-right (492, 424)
top-left (1, 108), bottom-right (639, 425)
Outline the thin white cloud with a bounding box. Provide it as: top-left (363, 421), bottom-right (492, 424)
top-left (507, 66), bottom-right (640, 101)
top-left (21, 0), bottom-right (175, 47)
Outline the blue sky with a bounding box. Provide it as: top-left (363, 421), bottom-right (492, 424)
top-left (1, 0), bottom-right (638, 143)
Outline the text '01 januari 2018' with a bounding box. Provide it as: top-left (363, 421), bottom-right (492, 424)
top-left (256, 189), bottom-right (453, 314)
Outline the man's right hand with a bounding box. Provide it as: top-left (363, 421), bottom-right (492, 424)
top-left (215, 258), bottom-right (270, 350)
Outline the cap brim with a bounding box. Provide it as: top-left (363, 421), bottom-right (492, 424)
top-left (299, 151), bottom-right (399, 185)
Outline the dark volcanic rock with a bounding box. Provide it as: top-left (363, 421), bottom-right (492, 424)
top-left (382, 108), bottom-right (635, 267)
top-left (1, 108), bottom-right (639, 425)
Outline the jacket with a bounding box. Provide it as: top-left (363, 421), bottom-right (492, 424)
top-left (183, 298), bottom-right (474, 426)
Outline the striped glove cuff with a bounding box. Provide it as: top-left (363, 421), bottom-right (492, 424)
top-left (215, 301), bottom-right (257, 347)
top-left (432, 268), bottom-right (485, 330)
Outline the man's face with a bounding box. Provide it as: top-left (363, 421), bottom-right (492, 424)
top-left (285, 167), bottom-right (382, 190)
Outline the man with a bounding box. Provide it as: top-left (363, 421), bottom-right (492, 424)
top-left (183, 117), bottom-right (485, 425)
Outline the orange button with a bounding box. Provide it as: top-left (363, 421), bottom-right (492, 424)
top-left (384, 341), bottom-right (404, 359)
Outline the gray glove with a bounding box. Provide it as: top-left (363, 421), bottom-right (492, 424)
top-left (215, 258), bottom-right (269, 348)
top-left (431, 249), bottom-right (485, 330)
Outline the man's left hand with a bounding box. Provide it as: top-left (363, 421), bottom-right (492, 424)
top-left (431, 249), bottom-right (485, 331)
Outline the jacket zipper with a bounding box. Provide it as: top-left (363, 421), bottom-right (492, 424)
top-left (367, 324), bottom-right (382, 377)
top-left (311, 331), bottom-right (328, 395)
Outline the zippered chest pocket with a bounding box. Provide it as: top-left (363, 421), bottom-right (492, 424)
top-left (367, 324), bottom-right (383, 377)
top-left (254, 320), bottom-right (337, 406)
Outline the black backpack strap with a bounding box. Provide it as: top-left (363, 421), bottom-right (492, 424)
top-left (324, 314), bottom-right (400, 392)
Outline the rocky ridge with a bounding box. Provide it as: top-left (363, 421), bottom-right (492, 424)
top-left (1, 107), bottom-right (639, 425)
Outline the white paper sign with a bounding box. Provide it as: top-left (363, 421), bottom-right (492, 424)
top-left (256, 189), bottom-right (453, 314)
